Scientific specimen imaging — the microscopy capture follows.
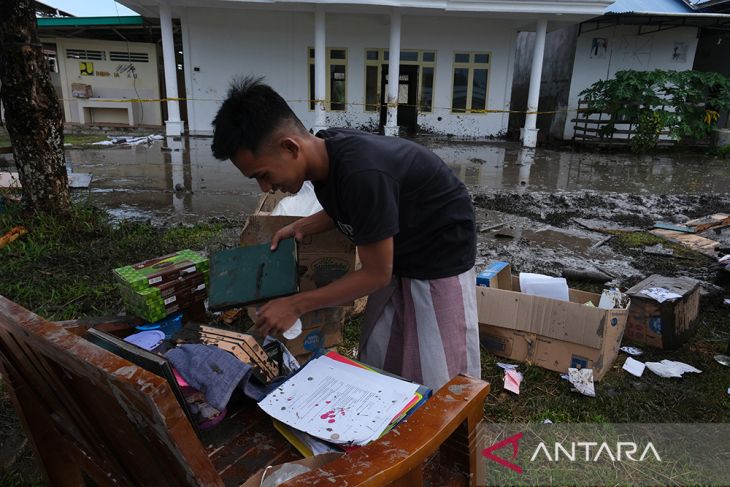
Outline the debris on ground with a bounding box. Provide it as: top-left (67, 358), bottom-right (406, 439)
top-left (714, 354), bottom-right (730, 367)
top-left (622, 357), bottom-right (646, 377)
top-left (567, 368), bottom-right (596, 397)
top-left (645, 360), bottom-right (702, 378)
top-left (92, 134), bottom-right (164, 146)
top-left (0, 225), bottom-right (27, 249)
top-left (620, 346), bottom-right (644, 356)
top-left (643, 243), bottom-right (674, 257)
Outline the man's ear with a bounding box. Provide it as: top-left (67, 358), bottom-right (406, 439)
top-left (280, 137), bottom-right (300, 158)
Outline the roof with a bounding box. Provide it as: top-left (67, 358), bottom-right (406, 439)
top-left (606, 0), bottom-right (693, 14)
top-left (36, 16), bottom-right (144, 27)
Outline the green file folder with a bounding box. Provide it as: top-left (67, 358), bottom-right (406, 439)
top-left (208, 238), bottom-right (298, 311)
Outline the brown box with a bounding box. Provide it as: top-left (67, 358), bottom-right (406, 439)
top-left (240, 192), bottom-right (355, 357)
top-left (624, 275), bottom-right (700, 349)
top-left (477, 276), bottom-right (629, 380)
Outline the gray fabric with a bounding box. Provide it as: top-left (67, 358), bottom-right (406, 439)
top-left (165, 344), bottom-right (252, 411)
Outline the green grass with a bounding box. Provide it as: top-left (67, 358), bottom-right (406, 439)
top-left (0, 202), bottom-right (228, 320)
top-left (63, 134), bottom-right (108, 146)
top-left (0, 200), bottom-right (237, 483)
top-left (338, 304), bottom-right (729, 424)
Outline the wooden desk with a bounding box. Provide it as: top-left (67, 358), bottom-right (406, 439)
top-left (0, 296), bottom-right (490, 486)
top-left (77, 98), bottom-right (135, 126)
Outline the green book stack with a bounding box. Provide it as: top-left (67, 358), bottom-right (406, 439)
top-left (113, 249), bottom-right (209, 322)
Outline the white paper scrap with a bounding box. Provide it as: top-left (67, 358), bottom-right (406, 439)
top-left (543, 419), bottom-right (553, 424)
top-left (503, 369), bottom-right (523, 395)
top-left (567, 368), bottom-right (595, 397)
top-left (622, 357), bottom-right (645, 377)
top-left (719, 255), bottom-right (730, 264)
top-left (258, 355), bottom-right (418, 446)
top-left (645, 359), bottom-right (701, 378)
top-left (640, 287), bottom-right (683, 303)
top-left (497, 362), bottom-right (519, 370)
top-left (620, 346), bottom-right (644, 356)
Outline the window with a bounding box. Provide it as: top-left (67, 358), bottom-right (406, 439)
top-left (308, 48), bottom-right (348, 111)
top-left (451, 52), bottom-right (490, 113)
top-left (109, 51), bottom-right (150, 62)
top-left (66, 48), bottom-right (106, 61)
top-left (363, 49), bottom-right (436, 113)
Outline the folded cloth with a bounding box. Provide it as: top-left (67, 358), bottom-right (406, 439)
top-left (166, 344), bottom-right (252, 411)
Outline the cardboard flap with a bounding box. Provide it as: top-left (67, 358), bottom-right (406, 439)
top-left (477, 287), bottom-right (605, 349)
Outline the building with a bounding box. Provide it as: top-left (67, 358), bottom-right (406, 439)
top-left (36, 15), bottom-right (172, 128)
top-left (561, 0), bottom-right (730, 139)
top-left (117, 0), bottom-right (612, 146)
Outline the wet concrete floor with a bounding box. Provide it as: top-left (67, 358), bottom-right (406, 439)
top-left (7, 135), bottom-right (721, 225)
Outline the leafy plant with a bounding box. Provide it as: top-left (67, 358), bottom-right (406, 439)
top-left (579, 70), bottom-right (730, 151)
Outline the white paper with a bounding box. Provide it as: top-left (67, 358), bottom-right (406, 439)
top-left (258, 355), bottom-right (418, 445)
top-left (620, 346), bottom-right (644, 356)
top-left (519, 273), bottom-right (569, 302)
top-left (640, 287), bottom-right (683, 303)
top-left (646, 359), bottom-right (701, 378)
top-left (598, 289), bottom-right (628, 310)
top-left (719, 255), bottom-right (730, 264)
top-left (622, 357), bottom-right (645, 377)
top-left (567, 368), bottom-right (595, 397)
top-left (283, 318), bottom-right (302, 340)
top-left (503, 370), bottom-right (523, 395)
top-left (497, 362), bottom-right (519, 370)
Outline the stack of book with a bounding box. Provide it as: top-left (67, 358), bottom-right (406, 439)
top-left (259, 351), bottom-right (430, 456)
top-left (113, 249), bottom-right (209, 322)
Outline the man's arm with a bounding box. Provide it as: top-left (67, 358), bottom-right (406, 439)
top-left (254, 237), bottom-right (393, 336)
top-left (270, 209), bottom-right (336, 250)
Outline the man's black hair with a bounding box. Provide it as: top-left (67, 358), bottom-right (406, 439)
top-left (211, 76), bottom-right (306, 160)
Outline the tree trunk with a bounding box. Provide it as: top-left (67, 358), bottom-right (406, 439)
top-left (0, 0), bottom-right (70, 212)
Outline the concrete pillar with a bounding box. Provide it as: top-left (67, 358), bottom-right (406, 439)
top-left (384, 10), bottom-right (401, 137)
top-left (160, 3), bottom-right (183, 137)
top-left (313, 6), bottom-right (327, 132)
top-left (522, 18), bottom-right (547, 148)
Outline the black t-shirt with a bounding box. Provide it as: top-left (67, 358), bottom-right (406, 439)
top-left (314, 128), bottom-right (475, 280)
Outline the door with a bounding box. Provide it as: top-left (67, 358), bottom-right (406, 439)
top-left (379, 65), bottom-right (419, 135)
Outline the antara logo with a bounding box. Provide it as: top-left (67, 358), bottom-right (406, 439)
top-left (482, 433), bottom-right (662, 474)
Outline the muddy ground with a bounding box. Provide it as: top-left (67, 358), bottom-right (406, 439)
top-left (472, 190), bottom-right (729, 292)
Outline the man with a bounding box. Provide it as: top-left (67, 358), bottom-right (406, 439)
top-left (212, 76), bottom-right (479, 390)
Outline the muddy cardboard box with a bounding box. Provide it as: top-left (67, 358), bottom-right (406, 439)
top-left (624, 275), bottom-right (700, 349)
top-left (477, 275), bottom-right (630, 380)
top-left (241, 192), bottom-right (356, 356)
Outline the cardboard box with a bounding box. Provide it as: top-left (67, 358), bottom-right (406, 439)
top-left (624, 275), bottom-right (700, 349)
top-left (241, 452), bottom-right (343, 487)
top-left (477, 274), bottom-right (629, 381)
top-left (476, 261), bottom-right (511, 288)
top-left (240, 192), bottom-right (356, 356)
top-left (240, 192), bottom-right (356, 294)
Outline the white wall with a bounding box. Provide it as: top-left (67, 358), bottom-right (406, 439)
top-left (180, 7), bottom-right (521, 137)
top-left (563, 25), bottom-right (699, 139)
top-left (53, 37), bottom-right (163, 126)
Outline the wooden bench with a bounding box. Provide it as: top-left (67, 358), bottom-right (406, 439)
top-left (0, 296), bottom-right (490, 486)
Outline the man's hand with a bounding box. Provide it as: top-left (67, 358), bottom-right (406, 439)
top-left (254, 296), bottom-right (300, 337)
top-left (270, 210), bottom-right (336, 251)
top-left (270, 222), bottom-right (303, 251)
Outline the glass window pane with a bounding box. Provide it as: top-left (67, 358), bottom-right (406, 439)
top-left (400, 51), bottom-right (418, 62)
top-left (366, 50), bottom-right (379, 61)
top-left (454, 53), bottom-right (469, 63)
top-left (309, 48), bottom-right (315, 58)
top-left (474, 53), bottom-right (489, 64)
top-left (330, 49), bottom-right (346, 60)
top-left (309, 63), bottom-right (315, 110)
top-left (420, 67), bottom-right (434, 112)
top-left (422, 51), bottom-right (435, 62)
top-left (365, 65), bottom-right (378, 111)
top-left (471, 68), bottom-right (488, 111)
top-left (383, 50), bottom-right (389, 61)
top-left (452, 67), bottom-right (468, 112)
top-left (330, 64), bottom-right (346, 110)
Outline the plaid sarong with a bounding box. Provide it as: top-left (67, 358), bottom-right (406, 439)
top-left (359, 268), bottom-right (481, 390)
